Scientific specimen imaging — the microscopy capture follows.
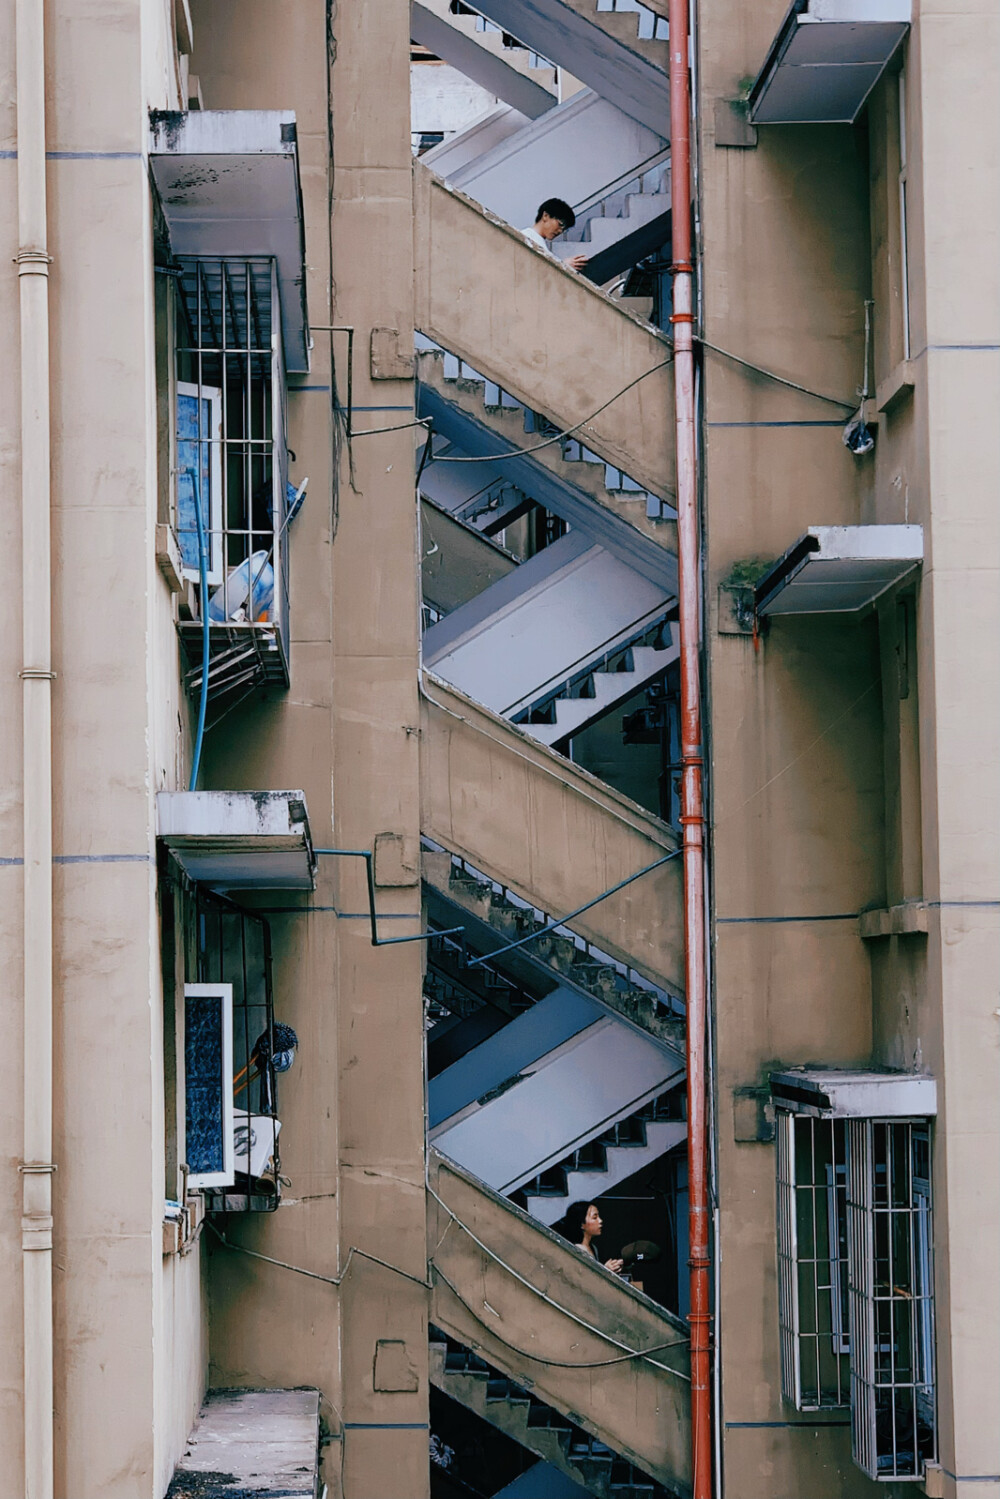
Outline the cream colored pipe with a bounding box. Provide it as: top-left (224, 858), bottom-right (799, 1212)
top-left (16, 0), bottom-right (55, 1495)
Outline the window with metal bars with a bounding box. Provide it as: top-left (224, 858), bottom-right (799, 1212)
top-left (192, 885), bottom-right (285, 1213)
top-left (776, 1113), bottom-right (851, 1410)
top-left (776, 1110), bottom-right (936, 1479)
top-left (848, 1119), bottom-right (936, 1480)
top-left (172, 256), bottom-right (291, 714)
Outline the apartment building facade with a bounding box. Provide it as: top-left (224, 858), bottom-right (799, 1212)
top-left (1, 1), bottom-right (997, 1497)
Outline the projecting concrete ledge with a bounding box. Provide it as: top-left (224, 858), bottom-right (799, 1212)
top-left (166, 1389), bottom-right (321, 1499)
top-left (859, 902), bottom-right (929, 939)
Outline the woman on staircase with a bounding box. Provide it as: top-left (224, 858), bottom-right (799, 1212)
top-left (563, 1201), bottom-right (624, 1274)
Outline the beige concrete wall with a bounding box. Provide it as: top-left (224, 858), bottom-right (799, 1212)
top-left (865, 8), bottom-right (1000, 1494)
top-left (0, 1), bottom-right (206, 1493)
top-left (191, 3), bottom-right (430, 1495)
top-left (428, 1150), bottom-right (691, 1491)
top-left (699, 0), bottom-right (1000, 1493)
top-left (697, 2), bottom-right (892, 1494)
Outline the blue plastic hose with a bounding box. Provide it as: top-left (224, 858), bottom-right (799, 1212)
top-left (187, 467), bottom-right (210, 791)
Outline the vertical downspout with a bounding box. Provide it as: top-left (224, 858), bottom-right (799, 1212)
top-left (16, 1), bottom-right (55, 1497)
top-left (667, 0), bottom-right (712, 1495)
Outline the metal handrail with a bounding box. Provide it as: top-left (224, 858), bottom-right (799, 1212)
top-left (571, 146), bottom-right (671, 218)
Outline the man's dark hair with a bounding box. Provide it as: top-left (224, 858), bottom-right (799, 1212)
top-left (536, 197), bottom-right (576, 231)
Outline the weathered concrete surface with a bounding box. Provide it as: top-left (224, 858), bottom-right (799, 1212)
top-left (420, 672), bottom-right (684, 994)
top-left (428, 1150), bottom-right (691, 1494)
top-left (414, 163), bottom-right (676, 500)
top-left (166, 1388), bottom-right (320, 1497)
top-left (421, 498), bottom-right (519, 615)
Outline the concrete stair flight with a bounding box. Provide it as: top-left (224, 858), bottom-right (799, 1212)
top-left (416, 346), bottom-right (677, 563)
top-left (581, 184), bottom-right (671, 258)
top-left (430, 1002), bottom-right (684, 1195)
top-left (423, 841), bottom-right (684, 1044)
top-left (421, 525), bottom-right (677, 735)
top-left (420, 496), bottom-right (520, 620)
top-left (514, 622), bottom-right (679, 749)
top-left (411, 0), bottom-right (558, 119)
top-left (522, 1089), bottom-right (687, 1225)
top-left (430, 1330), bottom-right (678, 1499)
top-left (428, 1150), bottom-right (691, 1494)
top-left (456, 0), bottom-right (670, 133)
top-left (420, 674), bottom-right (685, 996)
top-left (414, 164), bottom-right (676, 503)
top-left (427, 87), bottom-right (670, 284)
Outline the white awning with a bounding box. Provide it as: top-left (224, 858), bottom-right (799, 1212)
top-left (749, 0), bottom-right (910, 125)
top-left (157, 790), bottom-right (316, 891)
top-left (771, 1068), bottom-right (937, 1118)
top-left (755, 524), bottom-right (922, 616)
top-left (149, 110), bottom-right (310, 372)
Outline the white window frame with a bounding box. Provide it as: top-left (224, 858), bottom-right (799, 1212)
top-left (176, 381), bottom-right (224, 586)
top-left (184, 982), bottom-right (235, 1189)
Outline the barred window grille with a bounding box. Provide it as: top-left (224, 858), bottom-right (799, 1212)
top-left (848, 1119), bottom-right (936, 1480)
top-left (776, 1112), bottom-right (851, 1409)
top-left (173, 256), bottom-right (291, 710)
top-left (194, 887), bottom-right (283, 1214)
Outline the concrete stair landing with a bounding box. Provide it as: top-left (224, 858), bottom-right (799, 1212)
top-left (166, 1389), bottom-right (321, 1499)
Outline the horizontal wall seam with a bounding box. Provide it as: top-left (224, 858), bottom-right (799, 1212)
top-left (0, 149), bottom-right (143, 160)
top-left (724, 1420), bottom-right (851, 1429)
top-left (717, 903), bottom-right (1000, 923)
top-left (716, 913), bottom-right (856, 924)
top-left (913, 342), bottom-right (1000, 356)
top-left (0, 854), bottom-right (151, 866)
top-left (705, 419), bottom-right (845, 428)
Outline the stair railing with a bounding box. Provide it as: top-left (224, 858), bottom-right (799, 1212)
top-left (595, 0), bottom-right (669, 41)
top-left (503, 608), bottom-right (676, 722)
top-left (424, 839), bottom-right (683, 1018)
top-left (570, 147), bottom-right (672, 222)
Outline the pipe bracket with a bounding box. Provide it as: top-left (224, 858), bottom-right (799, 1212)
top-left (14, 248), bottom-right (52, 277)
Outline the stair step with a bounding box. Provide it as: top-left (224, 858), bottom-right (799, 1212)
top-left (415, 347), bottom-right (674, 539)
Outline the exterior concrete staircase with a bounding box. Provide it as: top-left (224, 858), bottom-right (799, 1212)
top-left (420, 672), bottom-right (685, 996)
top-left (457, 0), bottom-right (670, 133)
top-left (513, 618), bottom-right (679, 748)
top-left (412, 0), bottom-right (558, 119)
top-left (522, 1088), bottom-right (686, 1225)
top-left (430, 996), bottom-right (684, 1194)
top-left (421, 525), bottom-right (677, 737)
top-left (427, 86), bottom-right (670, 281)
top-left (421, 495), bottom-right (519, 620)
top-left (414, 163), bottom-right (676, 503)
top-left (416, 347), bottom-right (677, 554)
top-left (423, 841), bottom-right (684, 1042)
top-left (563, 156), bottom-right (672, 283)
top-left (430, 1330), bottom-right (678, 1498)
top-left (428, 1149), bottom-right (691, 1495)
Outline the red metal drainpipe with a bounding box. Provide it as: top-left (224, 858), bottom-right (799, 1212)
top-left (667, 0), bottom-right (712, 1495)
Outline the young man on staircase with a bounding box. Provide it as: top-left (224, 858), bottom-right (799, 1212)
top-left (521, 197), bottom-right (590, 272)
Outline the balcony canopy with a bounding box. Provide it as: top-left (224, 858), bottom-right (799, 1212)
top-left (755, 524), bottom-right (922, 616)
top-left (157, 790), bottom-right (316, 891)
top-left (749, 0), bottom-right (910, 125)
top-left (771, 1068), bottom-right (937, 1119)
top-left (149, 110), bottom-right (310, 371)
